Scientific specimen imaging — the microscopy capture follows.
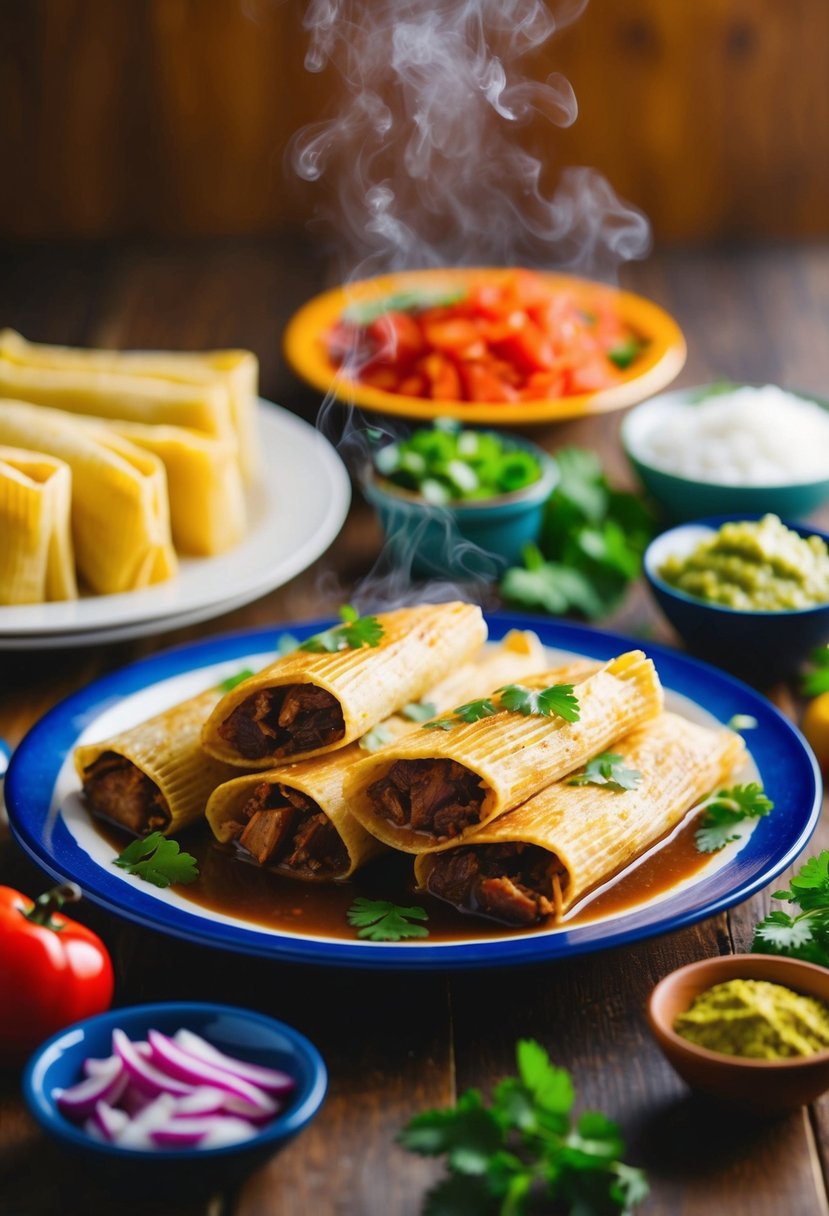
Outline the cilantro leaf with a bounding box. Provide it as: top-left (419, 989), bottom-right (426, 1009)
top-left (400, 1040), bottom-right (646, 1214)
top-left (607, 338), bottom-right (643, 370)
top-left (276, 632), bottom-right (300, 655)
top-left (423, 717), bottom-right (457, 731)
top-left (113, 832), bottom-right (199, 888)
top-left (216, 667), bottom-right (255, 693)
top-left (359, 724), bottom-right (395, 753)
top-left (453, 697), bottom-right (499, 724)
top-left (498, 683), bottom-right (581, 723)
top-left (694, 782), bottom-right (774, 853)
top-left (802, 645), bottom-right (829, 697)
top-left (347, 897), bottom-right (429, 942)
top-left (299, 605), bottom-right (384, 654)
top-left (401, 701), bottom-right (438, 723)
top-left (568, 752), bottom-right (642, 792)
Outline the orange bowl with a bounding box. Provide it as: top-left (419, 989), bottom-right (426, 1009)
top-left (282, 267), bottom-right (686, 426)
top-left (648, 954), bottom-right (829, 1114)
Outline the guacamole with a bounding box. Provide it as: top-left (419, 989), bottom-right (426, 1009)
top-left (659, 514), bottom-right (829, 610)
top-left (674, 978), bottom-right (829, 1060)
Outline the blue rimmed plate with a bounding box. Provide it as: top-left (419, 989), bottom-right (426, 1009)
top-left (4, 614), bottom-right (822, 970)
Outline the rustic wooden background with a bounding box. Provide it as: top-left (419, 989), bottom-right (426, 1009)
top-left (1, 0), bottom-right (827, 243)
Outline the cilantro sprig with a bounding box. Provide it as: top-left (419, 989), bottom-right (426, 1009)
top-left (216, 667), bottom-right (255, 693)
top-left (399, 1039), bottom-right (648, 1215)
top-left (693, 782), bottom-right (773, 853)
top-left (501, 447), bottom-right (656, 621)
top-left (113, 832), bottom-right (199, 888)
top-left (299, 605), bottom-right (384, 654)
top-left (568, 752), bottom-right (643, 792)
top-left (424, 684), bottom-right (580, 731)
top-left (347, 897), bottom-right (429, 942)
top-left (753, 852), bottom-right (829, 966)
top-left (802, 645), bottom-right (829, 697)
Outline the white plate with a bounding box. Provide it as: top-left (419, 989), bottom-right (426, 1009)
top-left (0, 402), bottom-right (350, 648)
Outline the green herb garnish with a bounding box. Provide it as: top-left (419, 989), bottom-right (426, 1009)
top-left (753, 852), bottom-right (829, 965)
top-left (344, 288), bottom-right (467, 326)
top-left (423, 684), bottom-right (580, 731)
top-left (694, 782), bottom-right (774, 853)
top-left (216, 667), bottom-right (255, 693)
top-left (400, 700), bottom-right (438, 723)
top-left (347, 898), bottom-right (429, 942)
top-left (373, 423), bottom-right (542, 503)
top-left (802, 645), bottom-right (829, 697)
top-left (568, 752), bottom-right (643, 792)
top-left (498, 682), bottom-right (581, 723)
top-left (607, 338), bottom-right (643, 369)
top-left (399, 1038), bottom-right (648, 1214)
top-left (299, 605), bottom-right (384, 654)
top-left (277, 633), bottom-right (300, 655)
top-left (113, 832), bottom-right (199, 888)
top-left (501, 447), bottom-right (656, 621)
top-left (359, 724), bottom-right (395, 753)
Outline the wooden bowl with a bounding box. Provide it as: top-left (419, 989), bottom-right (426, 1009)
top-left (648, 955), bottom-right (829, 1114)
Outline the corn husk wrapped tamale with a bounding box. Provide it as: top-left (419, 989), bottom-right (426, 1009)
top-left (343, 650), bottom-right (663, 853)
top-left (75, 689), bottom-right (240, 837)
top-left (0, 446), bottom-right (76, 603)
top-left (77, 417), bottom-right (246, 556)
top-left (205, 629), bottom-right (560, 881)
top-left (0, 329), bottom-right (259, 481)
top-left (0, 400), bottom-right (177, 593)
top-left (415, 713), bottom-right (745, 925)
top-left (201, 602), bottom-right (488, 768)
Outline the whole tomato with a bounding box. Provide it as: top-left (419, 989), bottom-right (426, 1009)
top-left (0, 882), bottom-right (114, 1065)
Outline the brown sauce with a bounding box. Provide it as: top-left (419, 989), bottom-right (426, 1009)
top-left (94, 812), bottom-right (714, 943)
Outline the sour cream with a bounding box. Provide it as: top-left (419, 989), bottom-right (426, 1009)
top-left (634, 385), bottom-right (829, 486)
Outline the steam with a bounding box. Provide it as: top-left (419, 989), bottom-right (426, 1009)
top-left (288, 0), bottom-right (651, 610)
top-left (292, 0), bottom-right (650, 277)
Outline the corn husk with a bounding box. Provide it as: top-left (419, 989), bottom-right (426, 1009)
top-left (343, 650), bottom-right (664, 853)
top-left (0, 400), bottom-right (177, 593)
top-left (415, 712), bottom-right (745, 917)
top-left (0, 446), bottom-right (76, 603)
top-left (201, 601), bottom-right (488, 767)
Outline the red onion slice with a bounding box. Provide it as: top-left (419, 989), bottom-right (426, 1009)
top-left (172, 1087), bottom-right (229, 1117)
top-left (55, 1056), bottom-right (127, 1118)
top-left (151, 1115), bottom-right (258, 1149)
top-left (146, 1030), bottom-right (276, 1118)
top-left (174, 1028), bottom-right (295, 1094)
top-left (116, 1094), bottom-right (178, 1150)
top-left (92, 1100), bottom-right (130, 1142)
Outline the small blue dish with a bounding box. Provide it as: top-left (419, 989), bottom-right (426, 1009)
top-left (644, 514), bottom-right (829, 685)
top-left (622, 386), bottom-right (829, 523)
top-left (23, 1002), bottom-right (327, 1192)
top-left (362, 432), bottom-right (557, 579)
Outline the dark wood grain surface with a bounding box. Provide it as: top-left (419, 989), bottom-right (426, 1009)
top-left (0, 238), bottom-right (828, 1215)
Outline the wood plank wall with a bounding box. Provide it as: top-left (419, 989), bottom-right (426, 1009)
top-left (1, 0), bottom-right (827, 241)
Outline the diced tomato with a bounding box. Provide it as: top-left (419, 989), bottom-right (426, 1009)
top-left (422, 353), bottom-right (463, 400)
top-left (567, 355), bottom-right (621, 393)
top-left (460, 362), bottom-right (520, 403)
top-left (367, 312), bottom-right (424, 364)
top-left (421, 317), bottom-right (485, 358)
top-left (398, 373), bottom-right (429, 397)
top-left (359, 366), bottom-right (401, 392)
top-left (488, 320), bottom-right (556, 374)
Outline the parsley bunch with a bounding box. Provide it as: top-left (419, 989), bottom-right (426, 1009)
top-left (753, 852), bottom-right (829, 966)
top-left (693, 783), bottom-right (773, 853)
top-left (114, 832), bottom-right (199, 888)
top-left (501, 448), bottom-right (656, 621)
top-left (399, 1039), bottom-right (648, 1215)
top-left (299, 605), bottom-right (384, 654)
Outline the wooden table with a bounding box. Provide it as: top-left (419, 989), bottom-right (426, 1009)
top-left (1, 238), bottom-right (828, 1216)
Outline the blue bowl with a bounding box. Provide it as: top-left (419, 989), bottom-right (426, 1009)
top-left (23, 1002), bottom-right (327, 1192)
top-left (621, 387), bottom-right (829, 523)
top-left (362, 433), bottom-right (557, 580)
top-left (644, 515), bottom-right (829, 686)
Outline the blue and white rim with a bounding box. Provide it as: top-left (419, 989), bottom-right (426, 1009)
top-left (4, 613), bottom-right (822, 970)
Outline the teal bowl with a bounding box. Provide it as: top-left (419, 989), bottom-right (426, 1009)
top-left (362, 434), bottom-right (557, 580)
top-left (621, 387), bottom-right (829, 523)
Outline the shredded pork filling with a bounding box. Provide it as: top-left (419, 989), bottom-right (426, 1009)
top-left (82, 752), bottom-right (170, 835)
top-left (218, 685), bottom-right (345, 760)
top-left (235, 781), bottom-right (349, 876)
top-left (426, 843), bottom-right (564, 926)
top-left (368, 759), bottom-right (486, 840)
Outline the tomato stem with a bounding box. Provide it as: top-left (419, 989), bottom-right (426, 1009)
top-left (23, 882), bottom-right (82, 930)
